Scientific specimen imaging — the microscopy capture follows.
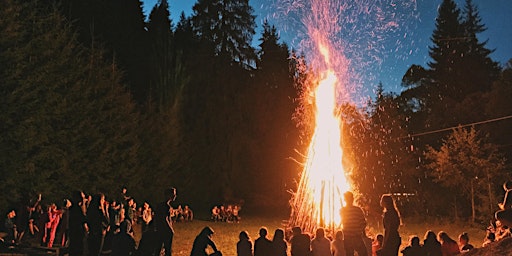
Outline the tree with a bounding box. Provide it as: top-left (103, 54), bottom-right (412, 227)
top-left (191, 0), bottom-right (256, 66)
top-left (459, 0), bottom-right (500, 95)
top-left (61, 0), bottom-right (149, 103)
top-left (146, 0), bottom-right (187, 111)
top-left (0, 0), bottom-right (141, 209)
top-left (425, 127), bottom-right (507, 222)
top-left (249, 21), bottom-right (301, 208)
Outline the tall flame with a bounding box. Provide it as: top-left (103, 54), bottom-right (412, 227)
top-left (289, 62), bottom-right (351, 234)
top-left (288, 0), bottom-right (354, 235)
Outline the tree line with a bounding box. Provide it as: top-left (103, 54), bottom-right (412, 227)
top-left (1, 0), bottom-right (511, 222)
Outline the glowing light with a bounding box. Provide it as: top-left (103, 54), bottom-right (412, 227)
top-left (289, 68), bottom-right (351, 233)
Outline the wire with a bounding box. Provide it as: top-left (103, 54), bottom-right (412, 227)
top-left (400, 114), bottom-right (512, 139)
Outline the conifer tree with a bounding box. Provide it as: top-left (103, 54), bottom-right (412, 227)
top-left (459, 0), bottom-right (500, 95)
top-left (191, 0), bottom-right (256, 66)
top-left (0, 0), bottom-right (141, 207)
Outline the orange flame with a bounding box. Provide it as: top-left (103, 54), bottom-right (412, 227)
top-left (289, 70), bottom-right (351, 233)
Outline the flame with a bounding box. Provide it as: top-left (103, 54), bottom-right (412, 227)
top-left (288, 0), bottom-right (353, 235)
top-left (289, 70), bottom-right (351, 233)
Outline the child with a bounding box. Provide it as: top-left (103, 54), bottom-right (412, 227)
top-left (372, 234), bottom-right (383, 256)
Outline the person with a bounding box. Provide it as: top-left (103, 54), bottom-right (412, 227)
top-left (437, 231), bottom-right (459, 256)
top-left (16, 193), bottom-right (41, 243)
top-left (136, 221), bottom-right (159, 256)
top-left (87, 193), bottom-right (110, 256)
top-left (495, 181), bottom-right (512, 228)
top-left (142, 201), bottom-right (152, 232)
top-left (458, 232), bottom-right (474, 252)
top-left (68, 190), bottom-right (88, 256)
top-left (190, 226), bottom-right (221, 256)
top-left (493, 219), bottom-right (511, 241)
top-left (371, 234), bottom-right (383, 256)
top-left (341, 191), bottom-right (368, 256)
top-left (42, 203), bottom-right (61, 248)
top-left (376, 194), bottom-right (401, 256)
top-left (482, 231), bottom-right (495, 247)
top-left (331, 230), bottom-right (346, 256)
top-left (211, 206), bottom-right (221, 222)
top-left (422, 230), bottom-right (442, 256)
top-left (311, 228), bottom-right (331, 256)
top-left (3, 209), bottom-right (17, 245)
top-left (236, 231), bottom-right (253, 256)
top-left (154, 187), bottom-right (177, 256)
top-left (111, 220), bottom-right (136, 256)
top-left (183, 205), bottom-right (193, 222)
top-left (272, 228), bottom-right (287, 256)
top-left (254, 227), bottom-right (272, 256)
top-left (290, 226), bottom-right (311, 256)
top-left (400, 236), bottom-right (424, 256)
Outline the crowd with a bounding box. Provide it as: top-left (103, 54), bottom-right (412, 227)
top-left (0, 187), bottom-right (192, 256)
top-left (231, 192), bottom-right (478, 256)
top-left (3, 183), bottom-right (512, 256)
top-left (211, 204), bottom-right (241, 223)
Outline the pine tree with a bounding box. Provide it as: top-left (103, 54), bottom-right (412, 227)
top-left (459, 0), bottom-right (500, 95)
top-left (146, 0), bottom-right (184, 111)
top-left (62, 0), bottom-right (149, 103)
top-left (0, 0), bottom-right (141, 207)
top-left (191, 0), bottom-right (256, 67)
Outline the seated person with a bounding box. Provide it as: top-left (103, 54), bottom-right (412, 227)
top-left (211, 206), bottom-right (221, 222)
top-left (495, 181), bottom-right (512, 228)
top-left (183, 205), bottom-right (193, 222)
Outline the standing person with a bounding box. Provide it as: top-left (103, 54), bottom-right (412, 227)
top-left (190, 226), bottom-right (221, 256)
top-left (68, 191), bottom-right (88, 256)
top-left (331, 230), bottom-right (346, 256)
top-left (43, 203), bottom-right (61, 248)
top-left (254, 227), bottom-right (272, 256)
top-left (142, 201), bottom-right (153, 233)
top-left (154, 187), bottom-right (177, 256)
top-left (422, 230), bottom-right (442, 256)
top-left (272, 228), bottom-right (287, 256)
top-left (437, 231), bottom-right (459, 256)
top-left (341, 191), bottom-right (368, 256)
top-left (3, 209), bottom-right (17, 245)
top-left (87, 193), bottom-right (109, 256)
top-left (59, 199), bottom-right (71, 247)
top-left (236, 231), bottom-right (253, 256)
top-left (377, 194), bottom-right (401, 256)
top-left (495, 181), bottom-right (512, 228)
top-left (290, 226), bottom-right (311, 256)
top-left (311, 228), bottom-right (331, 256)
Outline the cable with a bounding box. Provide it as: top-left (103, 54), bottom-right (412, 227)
top-left (400, 114), bottom-right (512, 139)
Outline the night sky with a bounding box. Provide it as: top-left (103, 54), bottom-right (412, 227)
top-left (142, 0), bottom-right (512, 101)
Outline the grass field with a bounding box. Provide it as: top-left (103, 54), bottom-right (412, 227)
top-left (141, 214), bottom-right (488, 256)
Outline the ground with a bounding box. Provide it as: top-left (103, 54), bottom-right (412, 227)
top-left (465, 237), bottom-right (512, 256)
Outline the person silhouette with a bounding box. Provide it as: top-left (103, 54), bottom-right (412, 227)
top-left (154, 187), bottom-right (177, 256)
top-left (341, 191), bottom-right (368, 256)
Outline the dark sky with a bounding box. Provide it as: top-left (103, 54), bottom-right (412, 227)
top-left (143, 0), bottom-right (512, 101)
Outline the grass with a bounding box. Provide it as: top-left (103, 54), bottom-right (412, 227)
top-left (134, 214), bottom-right (488, 256)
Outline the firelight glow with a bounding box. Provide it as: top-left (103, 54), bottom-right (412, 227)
top-left (289, 69), bottom-right (351, 233)
top-left (288, 0), bottom-right (354, 234)
top-left (289, 50), bottom-right (351, 233)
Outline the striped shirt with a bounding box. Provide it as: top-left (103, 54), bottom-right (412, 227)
top-left (341, 205), bottom-right (367, 236)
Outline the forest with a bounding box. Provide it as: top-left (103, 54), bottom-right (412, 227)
top-left (1, 0), bottom-right (511, 223)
